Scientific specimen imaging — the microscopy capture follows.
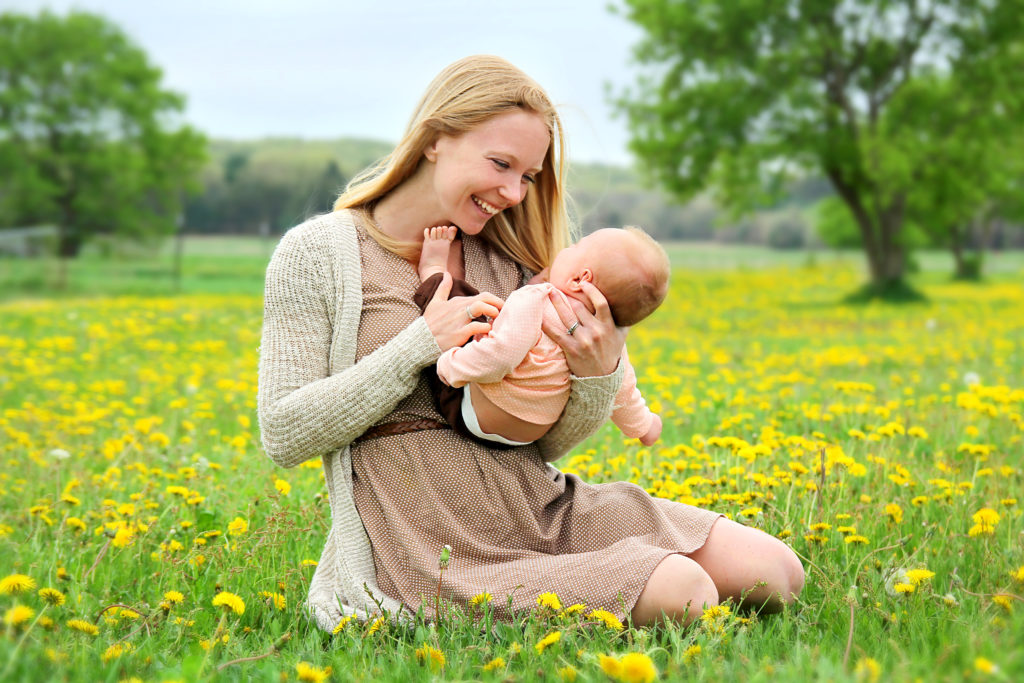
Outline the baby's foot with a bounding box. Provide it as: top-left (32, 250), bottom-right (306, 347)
top-left (418, 226), bottom-right (458, 281)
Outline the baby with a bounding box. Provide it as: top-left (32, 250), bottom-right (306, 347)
top-left (414, 226), bottom-right (668, 448)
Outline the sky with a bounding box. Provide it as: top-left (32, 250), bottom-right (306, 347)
top-left (10, 0), bottom-right (648, 165)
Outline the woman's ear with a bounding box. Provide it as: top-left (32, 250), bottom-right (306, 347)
top-left (424, 141), bottom-right (438, 163)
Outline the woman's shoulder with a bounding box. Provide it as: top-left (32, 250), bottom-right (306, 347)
top-left (272, 210), bottom-right (361, 262)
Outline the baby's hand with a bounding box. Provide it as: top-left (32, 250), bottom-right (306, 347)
top-left (639, 414), bottom-right (662, 446)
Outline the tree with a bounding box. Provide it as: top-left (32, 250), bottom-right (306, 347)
top-left (615, 0), bottom-right (1024, 298)
top-left (0, 11), bottom-right (206, 257)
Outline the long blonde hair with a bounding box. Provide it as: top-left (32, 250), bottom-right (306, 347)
top-left (333, 55), bottom-right (573, 273)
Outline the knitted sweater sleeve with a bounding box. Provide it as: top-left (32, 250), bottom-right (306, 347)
top-left (257, 227), bottom-right (441, 468)
top-left (535, 363), bottom-right (625, 464)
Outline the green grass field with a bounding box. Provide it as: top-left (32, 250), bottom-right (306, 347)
top-left (0, 240), bottom-right (1022, 681)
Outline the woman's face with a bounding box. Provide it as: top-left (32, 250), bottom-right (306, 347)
top-left (425, 109), bottom-right (550, 235)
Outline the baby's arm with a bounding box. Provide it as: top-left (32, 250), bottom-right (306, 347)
top-left (610, 347), bottom-right (661, 446)
top-left (436, 287), bottom-right (546, 387)
top-left (417, 226), bottom-right (457, 281)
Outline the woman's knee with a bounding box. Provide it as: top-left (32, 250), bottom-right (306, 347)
top-left (631, 554), bottom-right (718, 627)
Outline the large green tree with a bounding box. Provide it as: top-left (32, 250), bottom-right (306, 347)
top-left (0, 10), bottom-right (206, 257)
top-left (615, 0), bottom-right (1024, 297)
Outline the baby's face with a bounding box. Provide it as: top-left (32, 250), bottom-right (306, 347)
top-left (548, 229), bottom-right (629, 300)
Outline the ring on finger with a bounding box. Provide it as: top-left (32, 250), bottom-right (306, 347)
top-left (567, 321), bottom-right (579, 336)
top-left (465, 305), bottom-right (475, 320)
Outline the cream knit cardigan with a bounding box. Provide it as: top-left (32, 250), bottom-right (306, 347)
top-left (257, 210), bottom-right (624, 632)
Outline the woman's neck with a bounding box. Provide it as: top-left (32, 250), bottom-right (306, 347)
top-left (370, 166), bottom-right (444, 245)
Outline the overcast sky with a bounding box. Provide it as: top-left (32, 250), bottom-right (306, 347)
top-left (10, 0), bottom-right (647, 165)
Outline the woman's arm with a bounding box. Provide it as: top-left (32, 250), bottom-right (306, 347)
top-left (257, 228), bottom-right (441, 469)
top-left (535, 362), bottom-right (625, 463)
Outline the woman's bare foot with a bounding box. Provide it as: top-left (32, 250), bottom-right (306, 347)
top-left (418, 226), bottom-right (458, 281)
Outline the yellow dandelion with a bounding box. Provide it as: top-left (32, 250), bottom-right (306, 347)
top-left (295, 662), bottom-right (332, 683)
top-left (259, 591), bottom-right (287, 611)
top-left (1010, 566), bottom-right (1024, 584)
top-left (618, 652), bottom-right (658, 683)
top-left (56, 567), bottom-right (70, 582)
top-left (164, 590), bottom-right (185, 605)
top-left (482, 657), bottom-right (505, 672)
top-left (974, 657), bottom-right (998, 674)
top-left (1001, 498), bottom-right (1017, 507)
top-left (683, 644), bottom-right (701, 664)
top-left (884, 504), bottom-right (903, 524)
top-left (564, 603), bottom-right (587, 615)
top-left (332, 615), bottom-right (354, 634)
top-left (414, 645), bottom-right (446, 671)
top-left (587, 609), bottom-right (624, 631)
top-left (66, 618), bottom-right (99, 635)
top-left (599, 654), bottom-right (623, 679)
top-left (904, 569), bottom-right (935, 586)
top-left (4, 605), bottom-right (35, 627)
top-left (991, 595), bottom-right (1013, 612)
top-left (845, 535), bottom-right (869, 545)
top-left (535, 630), bottom-right (562, 654)
top-left (227, 517), bottom-right (248, 536)
top-left (854, 657), bottom-right (881, 683)
top-left (211, 591), bottom-right (245, 616)
top-left (101, 642), bottom-right (133, 663)
top-left (700, 604), bottom-right (732, 622)
top-left (274, 478), bottom-right (291, 496)
top-left (893, 583), bottom-right (915, 594)
top-left (470, 592), bottom-right (493, 606)
top-left (973, 508), bottom-right (1001, 525)
top-left (559, 665), bottom-right (578, 681)
top-left (38, 587), bottom-right (65, 606)
top-left (0, 574), bottom-right (36, 595)
top-left (367, 616), bottom-right (385, 635)
top-left (65, 517), bottom-right (86, 532)
top-left (537, 592), bottom-right (562, 611)
top-left (301, 559), bottom-right (318, 567)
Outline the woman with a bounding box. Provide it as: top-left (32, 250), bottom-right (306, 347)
top-left (258, 55), bottom-right (803, 631)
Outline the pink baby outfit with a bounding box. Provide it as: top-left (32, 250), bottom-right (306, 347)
top-left (437, 283), bottom-right (655, 437)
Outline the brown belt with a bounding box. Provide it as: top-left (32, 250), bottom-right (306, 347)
top-left (353, 418), bottom-right (448, 444)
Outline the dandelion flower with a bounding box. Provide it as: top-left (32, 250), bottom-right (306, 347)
top-left (259, 591), bottom-right (286, 611)
top-left (598, 654), bottom-right (623, 679)
top-left (855, 657), bottom-right (881, 682)
top-left (991, 595), bottom-right (1012, 612)
top-left (559, 665), bottom-right (578, 682)
top-left (893, 583), bottom-right (915, 594)
top-left (164, 590), bottom-right (185, 605)
top-left (1011, 566), bottom-right (1024, 584)
top-left (845, 535), bottom-right (869, 545)
top-left (0, 574), bottom-right (36, 595)
top-left (587, 609), bottom-right (624, 631)
top-left (295, 662), bottom-right (332, 683)
top-left (212, 591), bottom-right (245, 616)
top-left (67, 618), bottom-right (99, 635)
top-left (331, 615), bottom-right (354, 634)
top-left (974, 657), bottom-right (998, 674)
top-left (101, 642), bottom-right (133, 662)
top-left (618, 652), bottom-right (658, 683)
top-left (38, 587), bottom-right (66, 606)
top-left (536, 592), bottom-right (562, 611)
top-left (904, 569), bottom-right (935, 586)
top-left (367, 616), bottom-right (385, 635)
top-left (535, 630), bottom-right (562, 654)
top-left (4, 605), bottom-right (35, 627)
top-left (470, 592), bottom-right (493, 606)
top-left (274, 479), bottom-right (291, 496)
top-left (227, 517), bottom-right (248, 536)
top-left (683, 644), bottom-right (701, 664)
top-left (884, 504), bottom-right (903, 524)
top-left (414, 645), bottom-right (445, 671)
top-left (482, 657), bottom-right (505, 672)
top-left (301, 559), bottom-right (318, 567)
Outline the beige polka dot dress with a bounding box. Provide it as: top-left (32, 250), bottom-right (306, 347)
top-left (349, 221), bottom-right (722, 620)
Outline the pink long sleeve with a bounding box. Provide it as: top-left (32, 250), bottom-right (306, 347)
top-left (436, 285), bottom-right (549, 387)
top-left (609, 348), bottom-right (656, 439)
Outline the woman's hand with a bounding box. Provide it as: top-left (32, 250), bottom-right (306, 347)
top-left (542, 280), bottom-right (627, 377)
top-left (423, 272), bottom-right (504, 351)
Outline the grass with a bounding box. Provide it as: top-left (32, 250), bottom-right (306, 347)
top-left (0, 242), bottom-right (1022, 681)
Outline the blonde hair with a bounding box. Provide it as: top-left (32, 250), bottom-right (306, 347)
top-left (592, 227), bottom-right (670, 327)
top-left (333, 55), bottom-right (572, 274)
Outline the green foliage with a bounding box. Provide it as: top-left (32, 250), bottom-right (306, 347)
top-left (0, 10), bottom-right (206, 256)
top-left (615, 0), bottom-right (1024, 293)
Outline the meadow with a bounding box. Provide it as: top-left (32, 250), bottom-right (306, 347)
top-left (0, 241), bottom-right (1022, 682)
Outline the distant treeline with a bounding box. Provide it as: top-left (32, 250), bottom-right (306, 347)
top-left (185, 138), bottom-right (1024, 249)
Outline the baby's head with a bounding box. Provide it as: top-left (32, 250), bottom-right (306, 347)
top-left (548, 227), bottom-right (669, 327)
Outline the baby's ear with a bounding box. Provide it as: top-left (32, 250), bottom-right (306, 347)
top-left (579, 268), bottom-right (593, 283)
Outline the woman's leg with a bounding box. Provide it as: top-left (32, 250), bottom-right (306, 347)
top-left (630, 554), bottom-right (719, 627)
top-left (686, 517), bottom-right (805, 612)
